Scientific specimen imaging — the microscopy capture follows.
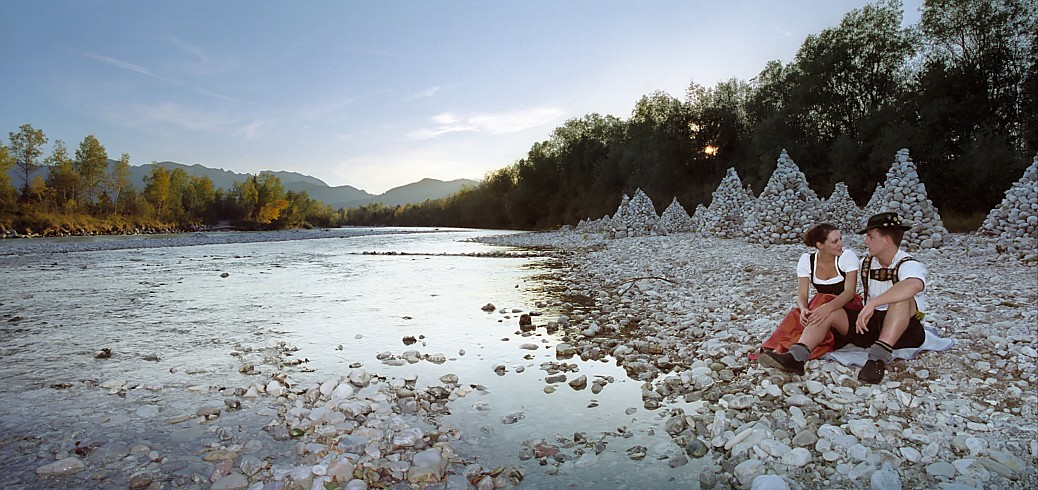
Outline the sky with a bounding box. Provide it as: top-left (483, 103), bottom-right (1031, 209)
top-left (1, 1), bottom-right (923, 194)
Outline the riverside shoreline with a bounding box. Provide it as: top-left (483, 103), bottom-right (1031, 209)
top-left (480, 229), bottom-right (1037, 489)
top-left (3, 227), bottom-right (1035, 489)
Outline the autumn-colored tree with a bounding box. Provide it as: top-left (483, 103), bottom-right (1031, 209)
top-left (143, 164), bottom-right (171, 218)
top-left (0, 143), bottom-right (19, 209)
top-left (256, 199), bottom-right (289, 224)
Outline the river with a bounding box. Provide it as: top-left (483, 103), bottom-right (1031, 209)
top-left (0, 227), bottom-right (703, 488)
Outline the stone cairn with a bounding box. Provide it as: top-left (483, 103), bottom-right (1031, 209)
top-left (610, 188), bottom-right (666, 238)
top-left (864, 148), bottom-right (949, 250)
top-left (824, 182), bottom-right (865, 234)
top-left (743, 150), bottom-right (823, 245)
top-left (979, 154), bottom-right (1038, 252)
top-left (660, 197), bottom-right (694, 233)
top-left (575, 215), bottom-right (611, 235)
top-left (693, 167), bottom-right (755, 238)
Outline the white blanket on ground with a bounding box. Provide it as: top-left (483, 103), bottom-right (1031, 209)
top-left (821, 325), bottom-right (957, 367)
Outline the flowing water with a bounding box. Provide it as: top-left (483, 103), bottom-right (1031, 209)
top-left (0, 228), bottom-right (703, 488)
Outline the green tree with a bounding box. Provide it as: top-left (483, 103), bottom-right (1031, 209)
top-left (74, 134), bottom-right (108, 204)
top-left (911, 0), bottom-right (1037, 213)
top-left (107, 153), bottom-right (133, 215)
top-left (167, 167), bottom-right (189, 219)
top-left (44, 140), bottom-right (80, 211)
top-left (8, 123), bottom-right (48, 201)
top-left (183, 175), bottom-right (215, 221)
top-left (231, 177), bottom-right (260, 221)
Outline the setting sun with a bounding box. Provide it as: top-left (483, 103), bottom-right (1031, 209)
top-left (704, 145), bottom-right (718, 156)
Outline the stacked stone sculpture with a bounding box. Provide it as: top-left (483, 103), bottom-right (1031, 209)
top-left (864, 148), bottom-right (949, 250)
top-left (575, 215), bottom-right (612, 235)
top-left (695, 167), bottom-right (754, 238)
top-left (823, 182), bottom-right (865, 234)
top-left (610, 189), bottom-right (666, 238)
top-left (979, 155), bottom-right (1038, 252)
top-left (743, 150), bottom-right (822, 245)
top-left (660, 197), bottom-right (694, 233)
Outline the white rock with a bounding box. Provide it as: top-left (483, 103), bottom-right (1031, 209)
top-left (781, 447), bottom-right (811, 467)
top-left (925, 461), bottom-right (956, 478)
top-left (36, 457), bottom-right (85, 476)
top-left (751, 474), bottom-right (790, 490)
top-left (900, 446), bottom-right (922, 463)
top-left (870, 469), bottom-right (901, 490)
top-left (735, 459), bottom-right (766, 486)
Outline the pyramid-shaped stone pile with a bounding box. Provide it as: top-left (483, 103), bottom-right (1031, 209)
top-left (979, 155), bottom-right (1038, 252)
top-left (575, 215), bottom-right (612, 235)
top-left (696, 167), bottom-right (754, 238)
top-left (824, 182), bottom-right (865, 234)
top-left (660, 197), bottom-right (693, 233)
top-left (864, 148), bottom-right (949, 249)
top-left (743, 150), bottom-right (823, 245)
top-left (610, 189), bottom-right (666, 238)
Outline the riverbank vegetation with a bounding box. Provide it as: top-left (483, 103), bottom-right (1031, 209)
top-left (346, 0), bottom-right (1036, 232)
top-left (0, 128), bottom-right (344, 236)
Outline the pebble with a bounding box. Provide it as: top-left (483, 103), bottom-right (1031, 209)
top-left (926, 461), bottom-right (957, 478)
top-left (870, 469), bottom-right (901, 490)
top-left (35, 457), bottom-right (85, 476)
top-left (210, 473), bottom-right (249, 490)
top-left (781, 447), bottom-right (811, 467)
top-left (752, 474), bottom-right (790, 490)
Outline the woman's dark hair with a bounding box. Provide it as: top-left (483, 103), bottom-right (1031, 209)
top-left (803, 223), bottom-right (838, 248)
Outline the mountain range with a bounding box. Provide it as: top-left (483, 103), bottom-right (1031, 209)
top-left (8, 160), bottom-right (478, 210)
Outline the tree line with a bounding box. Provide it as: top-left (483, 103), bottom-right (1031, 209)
top-left (0, 126), bottom-right (344, 235)
top-left (346, 0), bottom-right (1037, 231)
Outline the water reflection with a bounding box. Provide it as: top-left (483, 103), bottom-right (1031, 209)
top-left (0, 228), bottom-right (701, 487)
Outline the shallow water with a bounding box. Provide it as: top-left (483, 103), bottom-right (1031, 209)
top-left (0, 228), bottom-right (703, 488)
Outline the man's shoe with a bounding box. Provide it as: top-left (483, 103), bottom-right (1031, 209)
top-left (858, 359), bottom-right (885, 384)
top-left (759, 351), bottom-right (805, 376)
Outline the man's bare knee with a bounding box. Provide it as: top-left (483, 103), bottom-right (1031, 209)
top-left (886, 299), bottom-right (916, 319)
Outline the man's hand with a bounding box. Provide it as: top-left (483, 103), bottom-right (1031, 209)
top-left (855, 305), bottom-right (875, 334)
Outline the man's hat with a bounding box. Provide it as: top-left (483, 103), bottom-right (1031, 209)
top-left (857, 212), bottom-right (912, 234)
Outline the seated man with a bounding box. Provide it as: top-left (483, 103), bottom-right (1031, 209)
top-left (761, 212), bottom-right (927, 384)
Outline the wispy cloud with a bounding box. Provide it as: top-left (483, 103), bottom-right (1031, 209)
top-left (404, 85), bottom-right (442, 101)
top-left (239, 120), bottom-right (268, 140)
top-left (79, 50), bottom-right (180, 85)
top-left (197, 88), bottom-right (256, 105)
top-left (169, 37), bottom-right (209, 65)
top-left (773, 26), bottom-right (792, 37)
top-left (407, 107), bottom-right (565, 140)
top-left (100, 102), bottom-right (236, 132)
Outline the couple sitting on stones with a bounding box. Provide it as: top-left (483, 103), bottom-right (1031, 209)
top-left (757, 212), bottom-right (927, 384)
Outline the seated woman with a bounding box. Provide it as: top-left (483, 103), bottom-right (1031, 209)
top-left (754, 223), bottom-right (862, 373)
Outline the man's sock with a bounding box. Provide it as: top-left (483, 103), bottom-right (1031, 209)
top-left (788, 343), bottom-right (810, 362)
top-left (867, 340), bottom-right (894, 363)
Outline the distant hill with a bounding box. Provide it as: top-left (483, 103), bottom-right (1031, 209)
top-left (334, 178), bottom-right (478, 209)
top-left (6, 160), bottom-right (477, 210)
